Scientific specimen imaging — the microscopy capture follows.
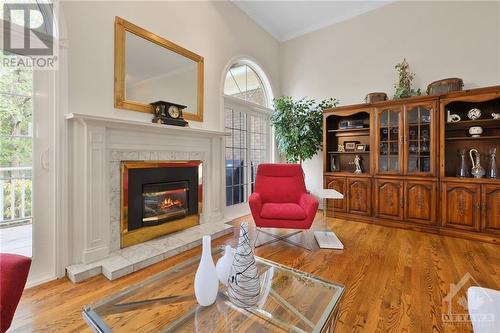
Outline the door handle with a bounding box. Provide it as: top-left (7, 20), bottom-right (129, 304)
top-left (40, 148), bottom-right (49, 170)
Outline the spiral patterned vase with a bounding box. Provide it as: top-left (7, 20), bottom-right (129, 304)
top-left (227, 222), bottom-right (260, 308)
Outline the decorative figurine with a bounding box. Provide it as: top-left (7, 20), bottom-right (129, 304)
top-left (330, 155), bottom-right (339, 172)
top-left (353, 155), bottom-right (362, 174)
top-left (491, 113), bottom-right (500, 120)
top-left (468, 126), bottom-right (483, 137)
top-left (487, 148), bottom-right (497, 179)
top-left (456, 149), bottom-right (469, 177)
top-left (337, 144), bottom-right (345, 152)
top-left (469, 148), bottom-right (486, 178)
top-left (467, 108), bottom-right (482, 120)
top-left (447, 110), bottom-right (461, 122)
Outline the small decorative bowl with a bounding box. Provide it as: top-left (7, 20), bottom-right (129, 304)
top-left (469, 126), bottom-right (483, 137)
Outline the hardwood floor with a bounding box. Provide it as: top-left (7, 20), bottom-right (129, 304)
top-left (10, 214), bottom-right (500, 332)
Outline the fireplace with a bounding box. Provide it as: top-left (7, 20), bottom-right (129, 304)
top-left (142, 182), bottom-right (189, 224)
top-left (121, 161), bottom-right (202, 248)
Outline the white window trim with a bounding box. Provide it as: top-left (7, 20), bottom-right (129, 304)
top-left (1, 17), bottom-right (66, 286)
top-left (221, 57), bottom-right (276, 220)
top-left (223, 95), bottom-right (274, 220)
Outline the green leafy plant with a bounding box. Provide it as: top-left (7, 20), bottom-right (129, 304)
top-left (271, 96), bottom-right (339, 163)
top-left (393, 58), bottom-right (421, 99)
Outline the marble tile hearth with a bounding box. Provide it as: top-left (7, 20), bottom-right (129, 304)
top-left (66, 222), bottom-right (232, 283)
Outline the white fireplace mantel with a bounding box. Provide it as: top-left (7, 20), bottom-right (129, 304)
top-left (65, 113), bottom-right (227, 265)
top-left (65, 113), bottom-right (227, 137)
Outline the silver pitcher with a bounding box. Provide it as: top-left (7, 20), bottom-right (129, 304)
top-left (469, 149), bottom-right (485, 178)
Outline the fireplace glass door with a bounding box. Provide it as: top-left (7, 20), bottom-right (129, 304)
top-left (142, 181), bottom-right (189, 225)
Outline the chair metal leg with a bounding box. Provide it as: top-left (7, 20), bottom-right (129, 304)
top-left (254, 228), bottom-right (313, 251)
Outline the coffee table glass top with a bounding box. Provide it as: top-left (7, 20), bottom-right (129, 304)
top-left (83, 248), bottom-right (344, 332)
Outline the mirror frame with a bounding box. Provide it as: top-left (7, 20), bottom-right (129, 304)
top-left (114, 17), bottom-right (204, 121)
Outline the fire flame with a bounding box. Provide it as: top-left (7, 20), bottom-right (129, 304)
top-left (159, 197), bottom-right (183, 211)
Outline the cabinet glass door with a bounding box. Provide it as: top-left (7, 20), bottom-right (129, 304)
top-left (406, 104), bottom-right (433, 174)
top-left (378, 108), bottom-right (402, 173)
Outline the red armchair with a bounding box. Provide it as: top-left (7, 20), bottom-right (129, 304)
top-left (249, 163), bottom-right (319, 250)
top-left (0, 254), bottom-right (31, 333)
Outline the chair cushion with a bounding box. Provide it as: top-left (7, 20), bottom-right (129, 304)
top-left (254, 164), bottom-right (307, 203)
top-left (0, 253), bottom-right (31, 333)
top-left (260, 203), bottom-right (307, 220)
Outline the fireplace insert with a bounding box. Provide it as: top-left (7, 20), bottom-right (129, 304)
top-left (124, 162), bottom-right (200, 235)
top-left (142, 181), bottom-right (189, 224)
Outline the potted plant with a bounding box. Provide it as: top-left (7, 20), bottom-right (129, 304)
top-left (393, 58), bottom-right (421, 99)
top-left (272, 96), bottom-right (338, 163)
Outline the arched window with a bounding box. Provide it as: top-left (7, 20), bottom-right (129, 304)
top-left (223, 60), bottom-right (273, 211)
top-left (224, 63), bottom-right (269, 107)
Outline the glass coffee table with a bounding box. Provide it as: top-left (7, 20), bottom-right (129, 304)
top-left (83, 248), bottom-right (344, 332)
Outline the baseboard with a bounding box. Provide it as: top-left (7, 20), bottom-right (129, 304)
top-left (327, 211), bottom-right (500, 244)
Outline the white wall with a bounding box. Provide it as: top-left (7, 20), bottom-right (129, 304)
top-left (279, 1), bottom-right (500, 199)
top-left (62, 0), bottom-right (280, 131)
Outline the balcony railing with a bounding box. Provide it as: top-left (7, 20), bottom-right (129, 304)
top-left (0, 166), bottom-right (32, 227)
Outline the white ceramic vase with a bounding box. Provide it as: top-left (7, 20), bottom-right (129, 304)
top-left (216, 245), bottom-right (234, 285)
top-left (194, 235), bottom-right (219, 306)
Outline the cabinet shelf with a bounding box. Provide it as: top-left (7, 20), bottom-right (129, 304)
top-left (328, 151), bottom-right (370, 154)
top-left (408, 122), bottom-right (431, 126)
top-left (327, 127), bottom-right (369, 133)
top-left (445, 119), bottom-right (500, 130)
top-left (445, 135), bottom-right (500, 141)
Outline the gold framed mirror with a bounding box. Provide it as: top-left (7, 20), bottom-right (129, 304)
top-left (114, 17), bottom-right (204, 121)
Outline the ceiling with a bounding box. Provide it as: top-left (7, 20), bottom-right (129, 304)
top-left (232, 1), bottom-right (392, 42)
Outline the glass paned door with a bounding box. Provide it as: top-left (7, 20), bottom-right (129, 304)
top-left (377, 108), bottom-right (402, 173)
top-left (406, 104), bottom-right (433, 174)
top-left (0, 53), bottom-right (33, 257)
top-left (225, 104), bottom-right (270, 207)
top-left (225, 107), bottom-right (248, 206)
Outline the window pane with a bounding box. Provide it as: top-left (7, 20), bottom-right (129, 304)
top-left (223, 63), bottom-right (268, 107)
top-left (226, 187), bottom-right (233, 206)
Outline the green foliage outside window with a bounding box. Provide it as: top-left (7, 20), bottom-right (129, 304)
top-left (0, 54), bottom-right (33, 168)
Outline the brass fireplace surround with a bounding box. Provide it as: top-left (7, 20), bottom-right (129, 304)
top-left (121, 161), bottom-right (202, 248)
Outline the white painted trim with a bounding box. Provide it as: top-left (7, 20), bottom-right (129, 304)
top-left (219, 56), bottom-right (277, 220)
top-left (65, 113), bottom-right (228, 137)
top-left (220, 56), bottom-right (275, 108)
top-left (223, 94), bottom-right (273, 115)
top-left (66, 116), bottom-right (226, 265)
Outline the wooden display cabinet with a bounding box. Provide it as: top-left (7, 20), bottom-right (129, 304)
top-left (323, 107), bottom-right (372, 175)
top-left (323, 85), bottom-right (500, 244)
top-left (439, 87), bottom-right (500, 178)
top-left (374, 98), bottom-right (438, 177)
